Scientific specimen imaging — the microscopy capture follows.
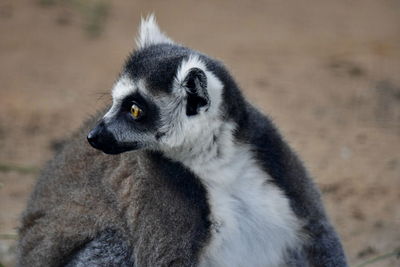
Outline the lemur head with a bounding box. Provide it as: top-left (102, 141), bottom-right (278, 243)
top-left (88, 15), bottom-right (244, 155)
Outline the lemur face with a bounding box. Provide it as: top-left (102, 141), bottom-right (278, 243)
top-left (87, 31), bottom-right (224, 154)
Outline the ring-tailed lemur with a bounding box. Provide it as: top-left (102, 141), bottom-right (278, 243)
top-left (18, 15), bottom-right (347, 267)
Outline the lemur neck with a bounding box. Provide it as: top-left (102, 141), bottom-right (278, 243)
top-left (163, 120), bottom-right (249, 186)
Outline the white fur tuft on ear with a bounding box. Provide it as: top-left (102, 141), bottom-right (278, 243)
top-left (175, 55), bottom-right (207, 86)
top-left (173, 55), bottom-right (224, 116)
top-left (135, 14), bottom-right (174, 49)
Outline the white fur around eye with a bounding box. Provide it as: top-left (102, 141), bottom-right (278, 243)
top-left (111, 75), bottom-right (136, 102)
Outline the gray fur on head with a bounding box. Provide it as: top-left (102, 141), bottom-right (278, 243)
top-left (17, 15), bottom-right (347, 267)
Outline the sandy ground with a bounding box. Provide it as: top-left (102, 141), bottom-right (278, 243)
top-left (0, 0), bottom-right (399, 266)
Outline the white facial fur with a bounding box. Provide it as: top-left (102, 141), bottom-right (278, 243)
top-left (102, 55), bottom-right (224, 152)
top-left (103, 76), bottom-right (135, 123)
top-left (106, 16), bottom-right (225, 152)
top-left (157, 55), bottom-right (224, 151)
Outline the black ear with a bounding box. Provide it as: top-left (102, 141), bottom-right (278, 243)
top-left (183, 68), bottom-right (209, 116)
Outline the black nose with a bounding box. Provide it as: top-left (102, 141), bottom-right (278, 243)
top-left (87, 122), bottom-right (105, 149)
top-left (87, 129), bottom-right (99, 148)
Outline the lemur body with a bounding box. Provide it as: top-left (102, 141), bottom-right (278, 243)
top-left (18, 16), bottom-right (347, 266)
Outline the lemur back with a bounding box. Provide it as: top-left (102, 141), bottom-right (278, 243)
top-left (18, 15), bottom-right (347, 267)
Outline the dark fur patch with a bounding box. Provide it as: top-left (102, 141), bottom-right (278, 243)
top-left (118, 92), bottom-right (161, 132)
top-left (184, 68), bottom-right (209, 116)
top-left (124, 44), bottom-right (192, 95)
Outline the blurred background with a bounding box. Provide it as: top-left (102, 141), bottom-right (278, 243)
top-left (0, 0), bottom-right (399, 266)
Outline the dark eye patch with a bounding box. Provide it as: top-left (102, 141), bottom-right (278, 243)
top-left (121, 92), bottom-right (147, 111)
top-left (119, 92), bottom-right (160, 132)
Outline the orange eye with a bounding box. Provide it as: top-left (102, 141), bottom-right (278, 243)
top-left (130, 104), bottom-right (142, 119)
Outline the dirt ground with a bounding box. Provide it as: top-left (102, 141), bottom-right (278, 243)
top-left (0, 0), bottom-right (399, 266)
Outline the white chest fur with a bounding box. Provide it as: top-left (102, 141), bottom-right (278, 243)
top-left (188, 146), bottom-right (302, 267)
